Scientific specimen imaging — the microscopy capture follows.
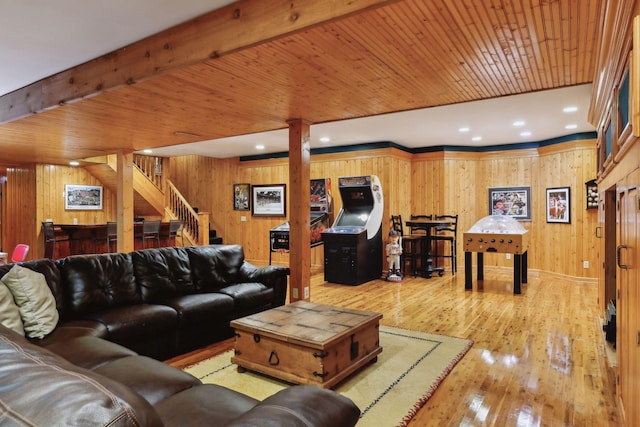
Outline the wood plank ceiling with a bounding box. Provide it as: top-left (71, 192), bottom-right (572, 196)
top-left (0, 0), bottom-right (602, 166)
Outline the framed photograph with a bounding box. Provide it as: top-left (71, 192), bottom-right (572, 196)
top-left (252, 184), bottom-right (286, 217)
top-left (233, 183), bottom-right (250, 211)
top-left (65, 184), bottom-right (103, 210)
top-left (488, 186), bottom-right (531, 220)
top-left (546, 187), bottom-right (570, 223)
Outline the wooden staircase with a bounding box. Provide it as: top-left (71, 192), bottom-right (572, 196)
top-left (83, 154), bottom-right (212, 246)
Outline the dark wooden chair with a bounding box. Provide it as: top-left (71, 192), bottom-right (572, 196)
top-left (391, 215), bottom-right (424, 277)
top-left (431, 214), bottom-right (458, 273)
top-left (42, 221), bottom-right (69, 259)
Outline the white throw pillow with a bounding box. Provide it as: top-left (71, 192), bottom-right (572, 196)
top-left (1, 265), bottom-right (59, 339)
top-left (0, 282), bottom-right (25, 336)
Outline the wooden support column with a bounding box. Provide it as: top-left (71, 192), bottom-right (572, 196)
top-left (288, 119), bottom-right (311, 302)
top-left (116, 151), bottom-right (135, 252)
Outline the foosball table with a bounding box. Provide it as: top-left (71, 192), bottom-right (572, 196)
top-left (463, 215), bottom-right (529, 294)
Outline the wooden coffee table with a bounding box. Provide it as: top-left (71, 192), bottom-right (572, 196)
top-left (230, 301), bottom-right (383, 389)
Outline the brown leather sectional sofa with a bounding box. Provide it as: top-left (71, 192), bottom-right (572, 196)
top-left (6, 244), bottom-right (290, 359)
top-left (0, 324), bottom-right (360, 426)
top-left (0, 244), bottom-right (361, 426)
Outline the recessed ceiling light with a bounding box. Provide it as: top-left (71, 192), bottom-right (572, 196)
top-left (565, 124), bottom-right (578, 130)
top-left (471, 136), bottom-right (482, 142)
top-left (458, 127), bottom-right (470, 133)
top-left (563, 106), bottom-right (578, 113)
top-left (256, 144), bottom-right (265, 150)
top-left (143, 149), bottom-right (153, 154)
top-left (512, 120), bottom-right (525, 127)
top-left (319, 136), bottom-right (331, 143)
top-left (69, 161), bottom-right (80, 166)
top-left (520, 131), bottom-right (532, 137)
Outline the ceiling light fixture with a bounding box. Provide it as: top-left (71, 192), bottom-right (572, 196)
top-left (520, 131), bottom-right (532, 137)
top-left (472, 136), bottom-right (482, 142)
top-left (256, 144), bottom-right (265, 150)
top-left (512, 120), bottom-right (525, 127)
top-left (69, 161), bottom-right (79, 166)
top-left (565, 124), bottom-right (578, 130)
top-left (319, 136), bottom-right (331, 143)
top-left (563, 106), bottom-right (578, 113)
top-left (458, 127), bottom-right (470, 132)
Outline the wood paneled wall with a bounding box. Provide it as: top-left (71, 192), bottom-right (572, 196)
top-left (2, 166), bottom-right (37, 259)
top-left (171, 140), bottom-right (598, 279)
top-left (28, 165), bottom-right (116, 259)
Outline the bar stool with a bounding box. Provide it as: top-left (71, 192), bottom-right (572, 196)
top-left (142, 220), bottom-right (161, 248)
top-left (391, 215), bottom-right (422, 277)
top-left (431, 214), bottom-right (458, 273)
top-left (165, 219), bottom-right (184, 246)
top-left (42, 221), bottom-right (69, 259)
top-left (106, 221), bottom-right (118, 252)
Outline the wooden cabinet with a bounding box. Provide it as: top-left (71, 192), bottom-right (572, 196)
top-left (616, 169), bottom-right (640, 426)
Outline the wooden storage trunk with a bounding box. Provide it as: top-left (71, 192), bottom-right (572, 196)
top-left (231, 301), bottom-right (383, 389)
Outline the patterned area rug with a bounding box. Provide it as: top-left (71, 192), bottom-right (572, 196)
top-left (184, 326), bottom-right (473, 427)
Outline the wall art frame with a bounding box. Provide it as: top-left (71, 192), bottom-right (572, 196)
top-left (488, 186), bottom-right (531, 220)
top-left (546, 187), bottom-right (571, 223)
top-left (65, 184), bottom-right (103, 210)
top-left (251, 184), bottom-right (286, 217)
top-left (233, 183), bottom-right (251, 211)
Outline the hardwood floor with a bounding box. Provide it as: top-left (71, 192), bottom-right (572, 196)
top-left (167, 270), bottom-right (620, 426)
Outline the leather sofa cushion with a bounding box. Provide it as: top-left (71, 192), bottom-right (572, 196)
top-left (217, 282), bottom-right (274, 310)
top-left (161, 293), bottom-right (234, 328)
top-left (0, 325), bottom-right (162, 427)
top-left (187, 245), bottom-right (245, 291)
top-left (227, 385), bottom-right (361, 427)
top-left (94, 355), bottom-right (201, 405)
top-left (81, 304), bottom-right (177, 342)
top-left (154, 384), bottom-right (259, 427)
top-left (45, 335), bottom-right (137, 370)
top-left (60, 253), bottom-right (140, 315)
top-left (132, 247), bottom-right (196, 302)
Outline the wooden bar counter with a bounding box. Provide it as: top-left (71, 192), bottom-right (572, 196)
top-left (52, 222), bottom-right (175, 257)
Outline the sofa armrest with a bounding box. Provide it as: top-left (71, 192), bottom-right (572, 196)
top-left (225, 385), bottom-right (360, 427)
top-left (238, 262), bottom-right (290, 306)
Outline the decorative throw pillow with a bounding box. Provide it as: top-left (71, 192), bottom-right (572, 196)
top-left (0, 282), bottom-right (24, 336)
top-left (0, 265), bottom-right (59, 339)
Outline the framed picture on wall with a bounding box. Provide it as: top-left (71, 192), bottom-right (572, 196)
top-left (488, 186), bottom-right (531, 220)
top-left (546, 187), bottom-right (570, 223)
top-left (233, 183), bottom-right (250, 211)
top-left (65, 184), bottom-right (103, 210)
top-left (252, 184), bottom-right (286, 217)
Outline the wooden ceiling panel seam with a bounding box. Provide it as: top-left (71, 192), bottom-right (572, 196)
top-left (413, 0), bottom-right (497, 101)
top-left (380, 2), bottom-right (479, 103)
top-left (444, 0), bottom-right (515, 98)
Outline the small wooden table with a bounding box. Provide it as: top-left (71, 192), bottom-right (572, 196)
top-left (230, 301), bottom-right (383, 389)
top-left (405, 219), bottom-right (453, 278)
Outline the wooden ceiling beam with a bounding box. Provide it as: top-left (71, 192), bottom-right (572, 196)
top-left (0, 0), bottom-right (397, 125)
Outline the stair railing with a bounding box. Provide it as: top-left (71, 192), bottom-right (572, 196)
top-left (133, 154), bottom-right (164, 191)
top-left (166, 181), bottom-right (209, 245)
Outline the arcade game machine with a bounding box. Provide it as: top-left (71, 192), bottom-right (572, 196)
top-left (269, 178), bottom-right (333, 264)
top-left (321, 175), bottom-right (384, 285)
